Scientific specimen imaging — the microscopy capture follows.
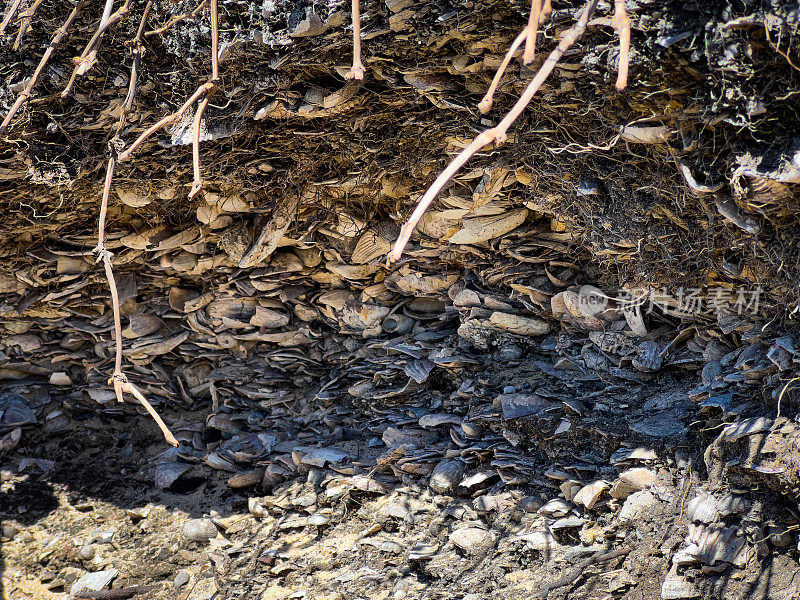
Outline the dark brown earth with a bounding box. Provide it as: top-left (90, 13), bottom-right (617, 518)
top-left (2, 1), bottom-right (800, 599)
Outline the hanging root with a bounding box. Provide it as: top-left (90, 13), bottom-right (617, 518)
top-left (612, 0), bottom-right (630, 90)
top-left (523, 0), bottom-right (553, 65)
top-left (345, 0), bottom-right (364, 80)
top-left (12, 0), bottom-right (44, 50)
top-left (92, 1), bottom-right (177, 447)
top-left (188, 0), bottom-right (219, 199)
top-left (121, 0), bottom-right (218, 202)
top-left (94, 0), bottom-right (216, 443)
top-left (0, 0), bottom-right (86, 134)
top-left (478, 27), bottom-right (527, 114)
top-left (117, 83), bottom-right (214, 161)
top-left (62, 0), bottom-right (131, 98)
top-left (479, 0), bottom-right (552, 113)
top-left (188, 94), bottom-right (212, 199)
top-left (388, 0), bottom-right (599, 265)
top-left (145, 0), bottom-right (207, 37)
top-left (0, 0), bottom-right (23, 37)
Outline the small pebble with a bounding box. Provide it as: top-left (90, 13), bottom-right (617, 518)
top-left (2, 524), bottom-right (19, 540)
top-left (97, 529), bottom-right (116, 543)
top-left (18, 531), bottom-right (34, 543)
top-left (449, 527), bottom-right (495, 554)
top-left (518, 496), bottom-right (541, 513)
top-left (173, 570), bottom-right (191, 589)
top-left (183, 518), bottom-right (218, 542)
top-left (79, 545), bottom-right (95, 560)
top-left (307, 513), bottom-right (331, 526)
top-left (429, 460), bottom-right (466, 494)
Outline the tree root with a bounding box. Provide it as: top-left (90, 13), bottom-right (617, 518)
top-left (765, 17), bottom-right (800, 74)
top-left (116, 83), bottom-right (214, 162)
top-left (146, 0), bottom-right (207, 37)
top-left (478, 27), bottom-right (527, 115)
top-left (122, 0), bottom-right (219, 203)
top-left (61, 0), bottom-right (131, 98)
top-left (92, 0), bottom-right (222, 446)
top-left (345, 0), bottom-right (364, 81)
top-left (0, 0), bottom-right (86, 135)
top-left (523, 0), bottom-right (552, 65)
top-left (93, 1), bottom-right (178, 447)
top-left (189, 0), bottom-right (219, 199)
top-left (480, 0), bottom-right (552, 114)
top-left (612, 0), bottom-right (630, 90)
top-left (12, 0), bottom-right (44, 51)
top-left (0, 0), bottom-right (24, 37)
top-left (387, 0), bottom-right (599, 265)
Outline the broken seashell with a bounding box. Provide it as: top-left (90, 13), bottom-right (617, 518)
top-left (168, 288), bottom-right (200, 312)
top-left (250, 307), bottom-right (290, 329)
top-left (573, 480), bottom-right (609, 509)
top-left (518, 529), bottom-right (560, 551)
top-left (660, 569), bottom-right (700, 599)
top-left (449, 527), bottom-right (495, 554)
top-left (618, 123), bottom-right (672, 144)
top-left (352, 229), bottom-right (392, 264)
top-left (382, 314), bottom-right (415, 335)
top-left (122, 314), bottom-right (164, 339)
top-left (430, 460), bottom-right (467, 494)
top-left (488, 312), bottom-right (550, 336)
top-left (685, 494), bottom-right (719, 524)
top-left (116, 188), bottom-right (151, 207)
top-left (538, 498), bottom-right (573, 518)
top-left (448, 208), bottom-right (528, 244)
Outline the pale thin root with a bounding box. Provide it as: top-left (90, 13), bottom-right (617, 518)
top-left (188, 0), bottom-right (220, 199)
top-left (122, 379), bottom-right (179, 447)
top-left (117, 82), bottom-right (213, 161)
top-left (345, 0), bottom-right (364, 81)
top-left (121, 0), bottom-right (218, 179)
top-left (612, 0), bottom-right (630, 90)
top-left (210, 0), bottom-right (219, 81)
top-left (523, 0), bottom-right (542, 65)
top-left (541, 0), bottom-right (552, 22)
top-left (0, 0), bottom-right (24, 37)
top-left (61, 1), bottom-right (131, 98)
top-left (388, 0), bottom-right (599, 264)
top-left (188, 94), bottom-right (212, 199)
top-left (478, 27), bottom-right (527, 114)
top-left (92, 2), bottom-right (177, 449)
top-left (765, 19), bottom-right (800, 74)
top-left (480, 0), bottom-right (553, 113)
top-left (114, 0), bottom-right (152, 137)
top-left (12, 0), bottom-right (45, 51)
top-left (145, 0), bottom-right (207, 37)
top-left (0, 0), bottom-right (86, 134)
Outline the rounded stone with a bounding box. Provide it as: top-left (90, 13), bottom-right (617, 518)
top-left (2, 524), bottom-right (19, 540)
top-left (449, 527), bottom-right (495, 554)
top-left (182, 518), bottom-right (218, 542)
top-left (307, 513), bottom-right (331, 526)
top-left (518, 496), bottom-right (542, 513)
top-left (78, 545), bottom-right (95, 560)
top-left (173, 570), bottom-right (191, 589)
top-left (429, 460), bottom-right (466, 494)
